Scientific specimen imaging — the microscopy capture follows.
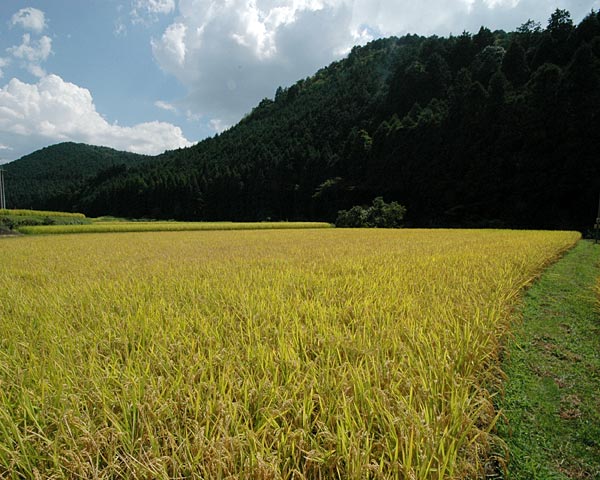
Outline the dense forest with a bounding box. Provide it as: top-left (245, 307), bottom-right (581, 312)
top-left (4, 9), bottom-right (600, 231)
top-left (2, 143), bottom-right (150, 211)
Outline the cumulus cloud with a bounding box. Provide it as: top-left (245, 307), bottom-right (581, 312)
top-left (0, 75), bottom-right (192, 160)
top-left (152, 0), bottom-right (356, 126)
top-left (11, 7), bottom-right (47, 33)
top-left (154, 23), bottom-right (187, 68)
top-left (8, 34), bottom-right (52, 63)
top-left (7, 34), bottom-right (53, 78)
top-left (131, 0), bottom-right (176, 24)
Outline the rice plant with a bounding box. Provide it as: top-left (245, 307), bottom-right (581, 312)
top-left (0, 229), bottom-right (579, 478)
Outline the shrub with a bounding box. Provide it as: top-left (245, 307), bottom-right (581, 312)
top-left (336, 197), bottom-right (406, 228)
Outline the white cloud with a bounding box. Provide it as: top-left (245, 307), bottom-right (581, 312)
top-left (131, 0), bottom-right (176, 24)
top-left (26, 64), bottom-right (47, 78)
top-left (186, 109), bottom-right (201, 121)
top-left (155, 100), bottom-right (178, 112)
top-left (139, 0), bottom-right (175, 14)
top-left (7, 34), bottom-right (53, 78)
top-left (209, 118), bottom-right (228, 133)
top-left (114, 19), bottom-right (128, 36)
top-left (0, 75), bottom-right (192, 160)
top-left (8, 34), bottom-right (52, 63)
top-left (0, 58), bottom-right (9, 79)
top-left (152, 0), bottom-right (354, 125)
top-left (11, 7), bottom-right (47, 33)
top-left (483, 0), bottom-right (521, 8)
top-left (153, 23), bottom-right (187, 68)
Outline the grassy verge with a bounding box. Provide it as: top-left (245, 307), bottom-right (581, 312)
top-left (498, 240), bottom-right (600, 479)
top-left (16, 221), bottom-right (333, 234)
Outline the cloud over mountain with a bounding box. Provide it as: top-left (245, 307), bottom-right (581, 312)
top-left (0, 75), bottom-right (192, 161)
top-left (0, 5), bottom-right (193, 161)
top-left (151, 0), bottom-right (590, 131)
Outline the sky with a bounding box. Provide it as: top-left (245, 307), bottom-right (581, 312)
top-left (0, 0), bottom-right (597, 163)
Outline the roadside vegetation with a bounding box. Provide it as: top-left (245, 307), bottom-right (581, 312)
top-left (0, 229), bottom-right (578, 478)
top-left (497, 240), bottom-right (600, 479)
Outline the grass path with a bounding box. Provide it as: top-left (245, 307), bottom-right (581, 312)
top-left (498, 240), bottom-right (600, 479)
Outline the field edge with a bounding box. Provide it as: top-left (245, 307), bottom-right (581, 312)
top-left (496, 240), bottom-right (600, 479)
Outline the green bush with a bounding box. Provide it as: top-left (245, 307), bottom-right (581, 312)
top-left (336, 197), bottom-right (406, 228)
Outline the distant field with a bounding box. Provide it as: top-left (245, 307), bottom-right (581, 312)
top-left (16, 221), bottom-right (333, 234)
top-left (0, 229), bottom-right (580, 479)
top-left (0, 208), bottom-right (86, 218)
top-left (0, 208), bottom-right (90, 231)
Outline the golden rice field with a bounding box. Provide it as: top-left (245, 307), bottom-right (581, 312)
top-left (0, 209), bottom-right (86, 218)
top-left (16, 221), bottom-right (332, 235)
top-left (0, 228), bottom-right (580, 479)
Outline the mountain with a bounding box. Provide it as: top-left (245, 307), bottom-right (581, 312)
top-left (2, 143), bottom-right (149, 211)
top-left (4, 9), bottom-right (600, 231)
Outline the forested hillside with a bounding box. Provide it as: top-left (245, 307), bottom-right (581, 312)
top-left (4, 9), bottom-right (600, 230)
top-left (3, 143), bottom-right (149, 210)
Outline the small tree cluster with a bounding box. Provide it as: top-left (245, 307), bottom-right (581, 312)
top-left (336, 197), bottom-right (406, 228)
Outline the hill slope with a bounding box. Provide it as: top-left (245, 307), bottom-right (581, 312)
top-left (4, 9), bottom-right (600, 230)
top-left (2, 143), bottom-right (149, 211)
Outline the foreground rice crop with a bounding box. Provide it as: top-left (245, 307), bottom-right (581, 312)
top-left (0, 229), bottom-right (579, 478)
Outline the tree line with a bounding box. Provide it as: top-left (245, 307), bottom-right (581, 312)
top-left (5, 9), bottom-right (600, 231)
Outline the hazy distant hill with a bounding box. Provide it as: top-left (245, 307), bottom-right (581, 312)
top-left (3, 143), bottom-right (149, 211)
top-left (5, 9), bottom-right (600, 230)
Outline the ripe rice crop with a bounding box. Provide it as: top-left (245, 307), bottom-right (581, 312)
top-left (0, 229), bottom-right (579, 479)
top-left (17, 221), bottom-right (332, 235)
top-left (0, 208), bottom-right (86, 218)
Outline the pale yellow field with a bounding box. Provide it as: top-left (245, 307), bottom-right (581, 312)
top-left (0, 229), bottom-right (580, 479)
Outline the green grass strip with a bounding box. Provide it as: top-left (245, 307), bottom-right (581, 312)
top-left (16, 221), bottom-right (333, 235)
top-left (498, 240), bottom-right (600, 479)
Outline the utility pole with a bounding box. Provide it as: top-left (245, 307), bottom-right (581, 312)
top-left (596, 192), bottom-right (600, 245)
top-left (0, 168), bottom-right (5, 210)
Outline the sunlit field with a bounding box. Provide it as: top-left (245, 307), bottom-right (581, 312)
top-left (16, 221), bottom-right (332, 235)
top-left (0, 209), bottom-right (86, 218)
top-left (0, 229), bottom-right (579, 479)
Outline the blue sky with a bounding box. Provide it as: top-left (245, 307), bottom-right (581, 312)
top-left (0, 0), bottom-right (597, 163)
